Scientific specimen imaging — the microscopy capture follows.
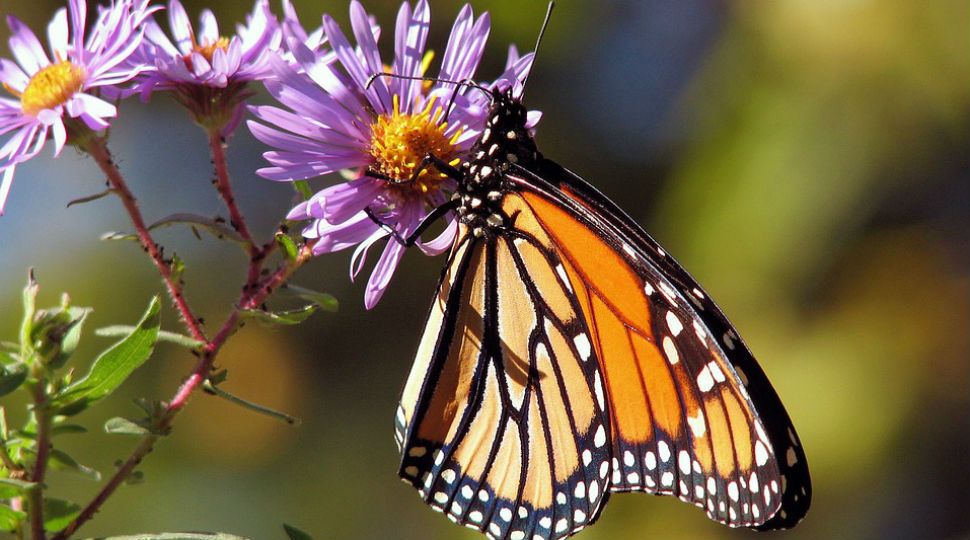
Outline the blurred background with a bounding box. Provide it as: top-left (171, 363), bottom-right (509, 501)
top-left (1, 0), bottom-right (968, 539)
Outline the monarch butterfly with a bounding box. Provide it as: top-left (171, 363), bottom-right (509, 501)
top-left (387, 7), bottom-right (811, 540)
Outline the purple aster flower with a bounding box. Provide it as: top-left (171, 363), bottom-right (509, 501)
top-left (249, 0), bottom-right (537, 309)
top-left (0, 0), bottom-right (155, 215)
top-left (126, 0), bottom-right (280, 130)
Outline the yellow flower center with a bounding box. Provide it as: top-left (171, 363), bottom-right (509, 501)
top-left (183, 36), bottom-right (230, 69)
top-left (369, 95), bottom-right (461, 195)
top-left (18, 61), bottom-right (86, 116)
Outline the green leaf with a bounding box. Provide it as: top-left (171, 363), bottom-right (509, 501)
top-left (92, 533), bottom-right (251, 540)
top-left (20, 269), bottom-right (39, 356)
top-left (0, 504), bottom-right (26, 532)
top-left (48, 449), bottom-right (101, 480)
top-left (0, 477), bottom-right (37, 493)
top-left (100, 231), bottom-right (140, 242)
top-left (148, 213), bottom-right (245, 244)
top-left (203, 381), bottom-right (300, 426)
top-left (291, 180), bottom-right (313, 200)
top-left (42, 498), bottom-right (81, 532)
top-left (95, 326), bottom-right (204, 350)
top-left (240, 305), bottom-right (317, 326)
top-left (17, 423), bottom-right (87, 439)
top-left (0, 347), bottom-right (18, 365)
top-left (281, 285), bottom-right (338, 313)
top-left (53, 297), bottom-right (161, 415)
top-left (51, 423), bottom-right (87, 436)
top-left (66, 188), bottom-right (113, 208)
top-left (0, 364), bottom-right (27, 398)
top-left (275, 233), bottom-right (298, 261)
top-left (104, 417), bottom-right (149, 436)
top-left (283, 524), bottom-right (313, 540)
top-left (48, 306), bottom-right (92, 369)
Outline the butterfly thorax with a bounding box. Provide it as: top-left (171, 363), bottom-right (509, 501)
top-left (454, 91), bottom-right (539, 235)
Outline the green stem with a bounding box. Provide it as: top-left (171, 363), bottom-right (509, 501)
top-left (28, 379), bottom-right (52, 540)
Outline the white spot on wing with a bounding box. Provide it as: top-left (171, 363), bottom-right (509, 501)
top-left (644, 281), bottom-right (655, 296)
top-left (661, 471), bottom-right (674, 487)
top-left (666, 310), bottom-right (683, 336)
top-left (441, 469), bottom-right (456, 484)
top-left (574, 333), bottom-right (591, 361)
top-left (622, 243), bottom-right (636, 257)
top-left (662, 336), bottom-right (679, 365)
top-left (708, 361), bottom-right (726, 383)
top-left (755, 441), bottom-right (770, 466)
top-left (594, 424), bottom-right (606, 447)
top-left (687, 409), bottom-right (707, 437)
top-left (658, 441), bottom-right (671, 462)
top-left (593, 371), bottom-right (605, 410)
top-left (678, 451), bottom-right (691, 475)
top-left (555, 264), bottom-right (573, 292)
top-left (697, 365), bottom-right (715, 392)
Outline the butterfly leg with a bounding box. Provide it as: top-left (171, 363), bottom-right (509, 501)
top-left (364, 199), bottom-right (459, 248)
top-left (366, 153), bottom-right (462, 186)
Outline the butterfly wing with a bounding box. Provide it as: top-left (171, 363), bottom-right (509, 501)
top-left (397, 225), bottom-right (613, 540)
top-left (509, 157), bottom-right (812, 529)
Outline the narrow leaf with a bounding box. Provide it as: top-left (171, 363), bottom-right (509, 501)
top-left (42, 498), bottom-right (81, 532)
top-left (0, 364), bottom-right (27, 398)
top-left (292, 180), bottom-right (313, 200)
top-left (18, 423), bottom-right (87, 438)
top-left (96, 326), bottom-right (205, 350)
top-left (100, 231), bottom-right (140, 242)
top-left (48, 449), bottom-right (101, 481)
top-left (0, 477), bottom-right (37, 492)
top-left (94, 533), bottom-right (251, 539)
top-left (52, 424), bottom-right (87, 436)
top-left (66, 188), bottom-right (113, 208)
top-left (240, 305), bottom-right (317, 326)
top-left (50, 306), bottom-right (92, 369)
top-left (20, 269), bottom-right (38, 354)
top-left (275, 233), bottom-right (298, 261)
top-left (148, 213), bottom-right (245, 244)
top-left (283, 524), bottom-right (314, 540)
top-left (203, 381), bottom-right (300, 426)
top-left (53, 297), bottom-right (161, 415)
top-left (104, 417), bottom-right (149, 436)
top-left (282, 285), bottom-right (338, 313)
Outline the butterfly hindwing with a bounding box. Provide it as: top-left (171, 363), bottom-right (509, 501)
top-left (397, 224), bottom-right (612, 540)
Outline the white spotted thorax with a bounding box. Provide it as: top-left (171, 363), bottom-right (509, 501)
top-left (455, 89), bottom-right (539, 236)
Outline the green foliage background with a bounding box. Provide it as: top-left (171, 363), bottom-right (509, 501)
top-left (1, 1), bottom-right (967, 539)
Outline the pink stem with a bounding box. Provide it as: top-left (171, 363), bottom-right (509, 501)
top-left (51, 210), bottom-right (315, 540)
top-left (86, 140), bottom-right (208, 344)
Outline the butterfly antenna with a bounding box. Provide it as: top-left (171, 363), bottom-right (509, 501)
top-left (366, 72), bottom-right (493, 125)
top-left (519, 1), bottom-right (555, 99)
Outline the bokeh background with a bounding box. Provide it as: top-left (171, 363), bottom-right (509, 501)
top-left (1, 1), bottom-right (968, 539)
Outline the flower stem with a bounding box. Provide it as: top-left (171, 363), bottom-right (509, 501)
top-left (207, 130), bottom-right (256, 249)
top-left (28, 378), bottom-right (52, 540)
top-left (84, 138), bottom-right (208, 345)
top-left (51, 239), bottom-right (314, 539)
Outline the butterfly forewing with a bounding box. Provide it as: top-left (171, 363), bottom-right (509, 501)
top-left (518, 160), bottom-right (811, 529)
top-left (397, 224), bottom-right (613, 540)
